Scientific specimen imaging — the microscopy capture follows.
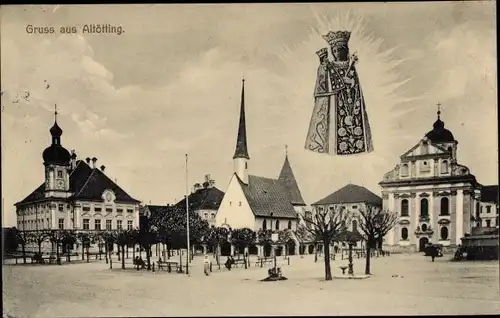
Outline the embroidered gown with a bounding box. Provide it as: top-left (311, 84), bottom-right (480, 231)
top-left (304, 58), bottom-right (373, 156)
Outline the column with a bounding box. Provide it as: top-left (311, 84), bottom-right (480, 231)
top-left (51, 205), bottom-right (57, 229)
top-left (455, 190), bottom-right (464, 245)
top-left (74, 204), bottom-right (81, 229)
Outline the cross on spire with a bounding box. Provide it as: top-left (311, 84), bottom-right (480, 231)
top-left (54, 104), bottom-right (58, 122)
top-left (285, 144), bottom-right (288, 156)
top-left (436, 102), bottom-right (441, 120)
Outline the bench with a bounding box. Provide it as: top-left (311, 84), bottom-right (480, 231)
top-left (233, 258), bottom-right (247, 268)
top-left (157, 260), bottom-right (180, 273)
top-left (255, 257), bottom-right (274, 267)
top-left (339, 265), bottom-right (348, 275)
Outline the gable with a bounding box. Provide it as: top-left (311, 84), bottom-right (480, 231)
top-left (215, 174), bottom-right (255, 229)
top-left (400, 139), bottom-right (449, 159)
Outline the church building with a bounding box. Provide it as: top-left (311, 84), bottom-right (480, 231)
top-left (379, 106), bottom-right (480, 252)
top-left (15, 108), bottom-right (141, 238)
top-left (215, 80), bottom-right (306, 233)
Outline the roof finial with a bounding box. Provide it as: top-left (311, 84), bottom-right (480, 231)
top-left (54, 104), bottom-right (58, 122)
top-left (285, 144), bottom-right (288, 157)
top-left (436, 102), bottom-right (441, 120)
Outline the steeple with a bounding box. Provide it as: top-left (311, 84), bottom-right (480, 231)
top-left (425, 102), bottom-right (455, 143)
top-left (278, 147), bottom-right (306, 206)
top-left (233, 79), bottom-right (250, 160)
top-left (233, 79), bottom-right (249, 184)
top-left (50, 104), bottom-right (63, 145)
top-left (43, 104), bottom-right (70, 166)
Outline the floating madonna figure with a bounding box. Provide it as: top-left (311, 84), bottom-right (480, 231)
top-left (305, 30), bottom-right (373, 156)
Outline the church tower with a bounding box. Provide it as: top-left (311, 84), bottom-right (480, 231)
top-left (233, 79), bottom-right (250, 184)
top-left (42, 105), bottom-right (71, 198)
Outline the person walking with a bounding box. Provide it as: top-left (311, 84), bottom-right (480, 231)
top-left (203, 254), bottom-right (211, 276)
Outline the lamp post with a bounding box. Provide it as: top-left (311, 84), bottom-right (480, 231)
top-left (185, 154), bottom-right (191, 275)
top-left (348, 241), bottom-right (354, 275)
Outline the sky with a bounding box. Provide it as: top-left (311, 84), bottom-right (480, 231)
top-left (1, 3), bottom-right (497, 226)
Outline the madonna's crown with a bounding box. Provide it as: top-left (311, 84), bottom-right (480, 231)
top-left (316, 48), bottom-right (328, 59)
top-left (323, 30), bottom-right (351, 47)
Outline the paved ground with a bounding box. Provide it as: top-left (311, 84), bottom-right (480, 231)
top-left (3, 253), bottom-right (499, 317)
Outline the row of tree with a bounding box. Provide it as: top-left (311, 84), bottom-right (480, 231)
top-left (6, 204), bottom-right (397, 280)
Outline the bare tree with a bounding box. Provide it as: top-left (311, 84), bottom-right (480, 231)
top-left (358, 205), bottom-right (398, 275)
top-left (304, 205), bottom-right (351, 281)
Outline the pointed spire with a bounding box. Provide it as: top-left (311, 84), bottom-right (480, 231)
top-left (233, 78), bottom-right (250, 159)
top-left (278, 154), bottom-right (306, 206)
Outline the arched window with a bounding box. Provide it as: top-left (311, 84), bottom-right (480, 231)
top-left (262, 219), bottom-right (267, 230)
top-left (401, 199), bottom-right (409, 216)
top-left (420, 198), bottom-right (429, 217)
top-left (401, 164), bottom-right (409, 177)
top-left (441, 160), bottom-right (448, 174)
top-left (341, 220), bottom-right (347, 229)
top-left (440, 226), bottom-right (449, 240)
top-left (440, 197), bottom-right (449, 216)
top-left (287, 220), bottom-right (292, 230)
top-left (275, 220), bottom-right (280, 230)
top-left (401, 228), bottom-right (408, 240)
top-left (352, 220), bottom-right (358, 232)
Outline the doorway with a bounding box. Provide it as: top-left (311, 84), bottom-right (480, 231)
top-left (419, 237), bottom-right (429, 252)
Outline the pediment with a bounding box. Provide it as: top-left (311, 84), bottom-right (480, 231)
top-left (400, 139), bottom-right (449, 159)
top-left (419, 193), bottom-right (430, 198)
top-left (82, 212), bottom-right (91, 217)
top-left (125, 214), bottom-right (135, 219)
top-left (94, 213), bottom-right (103, 218)
top-left (438, 218), bottom-right (451, 225)
top-left (399, 219), bottom-right (410, 225)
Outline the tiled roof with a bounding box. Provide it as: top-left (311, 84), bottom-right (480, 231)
top-left (278, 155), bottom-right (306, 206)
top-left (481, 185), bottom-right (498, 204)
top-left (312, 184), bottom-right (382, 206)
top-left (174, 186), bottom-right (225, 211)
top-left (238, 175), bottom-right (298, 219)
top-left (16, 160), bottom-right (140, 206)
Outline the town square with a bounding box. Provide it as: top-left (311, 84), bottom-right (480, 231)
top-left (1, 3), bottom-right (499, 317)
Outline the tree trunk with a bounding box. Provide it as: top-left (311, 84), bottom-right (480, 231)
top-left (166, 244), bottom-right (171, 260)
top-left (105, 243), bottom-right (109, 264)
top-left (365, 241), bottom-right (372, 275)
top-left (56, 243), bottom-right (60, 265)
top-left (323, 239), bottom-right (332, 281)
top-left (81, 242), bottom-right (85, 260)
top-left (146, 246), bottom-right (151, 270)
top-left (67, 244), bottom-right (71, 263)
top-left (121, 244), bottom-right (126, 269)
top-left (118, 246), bottom-right (121, 261)
top-left (38, 242), bottom-right (43, 258)
top-left (109, 247), bottom-right (113, 269)
top-left (132, 245), bottom-right (136, 260)
top-left (126, 245), bottom-right (129, 259)
top-left (22, 242), bottom-right (27, 264)
top-left (86, 246), bottom-right (90, 263)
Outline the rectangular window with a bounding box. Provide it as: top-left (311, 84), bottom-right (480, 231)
top-left (82, 206), bottom-right (91, 212)
top-left (486, 206), bottom-right (491, 213)
top-left (106, 219), bottom-right (112, 230)
top-left (94, 207), bottom-right (102, 213)
top-left (83, 219), bottom-right (90, 230)
top-left (46, 218), bottom-right (50, 228)
top-left (127, 220), bottom-right (133, 230)
top-left (116, 208), bottom-right (123, 213)
top-left (127, 209), bottom-right (134, 213)
top-left (58, 204), bottom-right (64, 212)
top-left (94, 219), bottom-right (101, 230)
top-left (352, 205), bottom-right (358, 209)
top-left (57, 171), bottom-right (63, 178)
top-left (204, 212), bottom-right (208, 219)
top-left (106, 207), bottom-right (113, 213)
top-left (211, 213), bottom-right (215, 219)
top-left (58, 218), bottom-right (64, 230)
top-left (117, 220), bottom-right (123, 230)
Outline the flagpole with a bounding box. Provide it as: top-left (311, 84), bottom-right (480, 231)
top-left (185, 154), bottom-right (190, 275)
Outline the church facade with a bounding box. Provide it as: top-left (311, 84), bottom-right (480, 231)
top-left (15, 109), bottom-right (141, 242)
top-left (379, 108), bottom-right (480, 252)
top-left (215, 80), bottom-right (306, 233)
